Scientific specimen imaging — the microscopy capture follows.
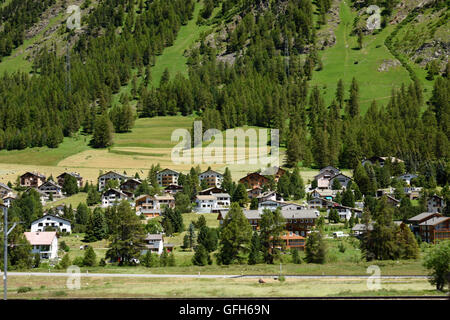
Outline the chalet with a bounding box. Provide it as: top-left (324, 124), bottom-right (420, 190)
top-left (120, 178), bottom-right (142, 193)
top-left (352, 223), bottom-right (374, 237)
top-left (25, 188), bottom-right (49, 205)
top-left (317, 166), bottom-right (340, 176)
top-left (397, 173), bottom-right (418, 185)
top-left (308, 196), bottom-right (334, 209)
top-left (101, 188), bottom-right (129, 207)
top-left (272, 232), bottom-right (306, 251)
top-left (24, 231), bottom-right (58, 260)
top-left (156, 168), bottom-right (179, 187)
top-left (329, 173), bottom-right (352, 189)
top-left (165, 184), bottom-right (184, 194)
top-left (362, 156), bottom-right (403, 167)
top-left (239, 172), bottom-right (270, 189)
top-left (195, 193), bottom-right (231, 213)
top-left (427, 195), bottom-right (446, 213)
top-left (314, 170), bottom-right (336, 189)
top-left (218, 209), bottom-right (319, 236)
top-left (404, 187), bottom-right (422, 200)
top-left (38, 180), bottom-right (63, 199)
top-left (376, 187), bottom-right (394, 198)
top-left (280, 202), bottom-right (308, 211)
top-left (199, 186), bottom-right (225, 195)
top-left (20, 172), bottom-right (46, 188)
top-left (258, 200), bottom-right (307, 212)
top-left (257, 191), bottom-right (283, 203)
top-left (418, 217), bottom-right (450, 243)
top-left (2, 194), bottom-right (16, 207)
top-left (258, 200), bottom-right (286, 212)
top-left (386, 195), bottom-right (400, 207)
top-left (135, 194), bottom-right (175, 217)
top-left (142, 234), bottom-right (164, 255)
top-left (408, 212), bottom-right (443, 238)
top-left (260, 166), bottom-right (286, 181)
top-left (31, 215), bottom-right (72, 233)
top-left (199, 169), bottom-right (223, 188)
top-left (310, 189), bottom-right (337, 201)
top-left (57, 172), bottom-right (83, 188)
top-left (328, 204), bottom-right (363, 220)
top-left (247, 187), bottom-right (263, 199)
top-left (0, 182), bottom-right (13, 197)
top-left (98, 171), bottom-right (130, 191)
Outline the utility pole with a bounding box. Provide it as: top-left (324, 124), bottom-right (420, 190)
top-left (3, 204), bottom-right (7, 301)
top-left (2, 204), bottom-right (18, 301)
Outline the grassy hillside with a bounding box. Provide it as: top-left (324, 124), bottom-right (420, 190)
top-left (310, 0), bottom-right (412, 113)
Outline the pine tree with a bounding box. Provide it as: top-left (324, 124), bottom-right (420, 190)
top-left (346, 77), bottom-right (360, 118)
top-left (83, 246), bottom-right (97, 267)
top-left (91, 113), bottom-right (114, 148)
top-left (217, 203), bottom-right (253, 265)
top-left (304, 230), bottom-right (326, 264)
top-left (248, 231), bottom-right (263, 265)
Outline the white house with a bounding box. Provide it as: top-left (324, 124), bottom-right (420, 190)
top-left (31, 215), bottom-right (72, 233)
top-left (397, 173), bottom-right (418, 185)
top-left (156, 168), bottom-right (180, 187)
top-left (142, 233), bottom-right (164, 255)
top-left (195, 193), bottom-right (230, 213)
top-left (101, 188), bottom-right (129, 207)
top-left (38, 180), bottom-right (63, 199)
top-left (135, 194), bottom-right (175, 217)
top-left (199, 169), bottom-right (223, 188)
top-left (98, 171), bottom-right (130, 191)
top-left (24, 231), bottom-right (58, 260)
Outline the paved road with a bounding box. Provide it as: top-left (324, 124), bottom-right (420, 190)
top-left (2, 272), bottom-right (430, 279)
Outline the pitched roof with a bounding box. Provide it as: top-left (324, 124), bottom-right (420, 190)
top-left (352, 223), bottom-right (374, 232)
top-left (98, 171), bottom-right (129, 179)
top-left (24, 232), bottom-right (57, 245)
top-left (102, 188), bottom-right (128, 197)
top-left (21, 172), bottom-right (46, 179)
top-left (419, 217), bottom-right (450, 226)
top-left (0, 182), bottom-right (12, 191)
top-left (157, 168), bottom-right (179, 175)
top-left (222, 209), bottom-right (319, 221)
top-left (197, 195), bottom-right (217, 200)
top-left (213, 193), bottom-right (230, 198)
top-left (32, 214), bottom-right (72, 224)
top-left (199, 169), bottom-right (223, 176)
top-left (408, 212), bottom-right (440, 222)
top-left (145, 233), bottom-right (163, 241)
top-left (39, 180), bottom-right (61, 189)
top-left (57, 172), bottom-right (82, 179)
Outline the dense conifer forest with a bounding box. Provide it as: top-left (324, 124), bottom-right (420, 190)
top-left (0, 0), bottom-right (448, 175)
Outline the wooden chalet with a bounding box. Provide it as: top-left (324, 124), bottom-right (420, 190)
top-left (57, 172), bottom-right (83, 188)
top-left (20, 172), bottom-right (46, 188)
top-left (239, 172), bottom-right (270, 189)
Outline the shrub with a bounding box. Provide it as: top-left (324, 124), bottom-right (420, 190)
top-left (278, 276), bottom-right (285, 282)
top-left (52, 291), bottom-right (67, 297)
top-left (72, 256), bottom-right (84, 267)
top-left (17, 287), bottom-right (32, 293)
top-left (60, 241), bottom-right (70, 252)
